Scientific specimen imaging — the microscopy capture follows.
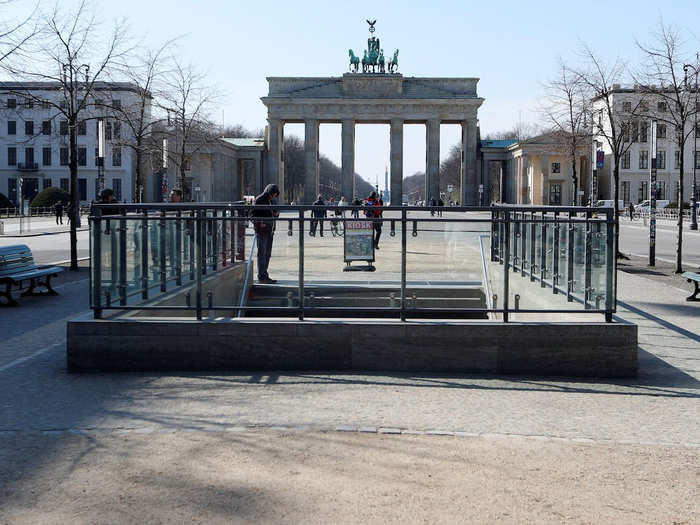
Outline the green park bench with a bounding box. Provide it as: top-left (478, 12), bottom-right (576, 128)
top-left (681, 271), bottom-right (700, 302)
top-left (0, 244), bottom-right (63, 306)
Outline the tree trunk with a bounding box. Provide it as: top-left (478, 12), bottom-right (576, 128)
top-left (676, 151), bottom-right (684, 273)
top-left (613, 164), bottom-right (624, 259)
top-left (69, 115), bottom-right (79, 271)
top-left (135, 147), bottom-right (142, 203)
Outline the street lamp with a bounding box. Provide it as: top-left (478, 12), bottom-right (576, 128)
top-left (683, 57), bottom-right (698, 230)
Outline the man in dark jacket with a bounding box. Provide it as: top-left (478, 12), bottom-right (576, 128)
top-left (310, 194), bottom-right (326, 237)
top-left (54, 201), bottom-right (64, 225)
top-left (251, 184), bottom-right (280, 284)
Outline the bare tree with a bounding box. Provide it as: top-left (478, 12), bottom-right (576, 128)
top-left (157, 58), bottom-right (219, 200)
top-left (634, 21), bottom-right (698, 273)
top-left (111, 39), bottom-right (177, 202)
top-left (575, 45), bottom-right (638, 259)
top-left (541, 59), bottom-right (591, 205)
top-left (0, 0), bottom-right (40, 63)
top-left (1, 1), bottom-right (128, 270)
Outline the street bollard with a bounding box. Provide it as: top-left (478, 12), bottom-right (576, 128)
top-left (389, 292), bottom-right (396, 308)
top-left (287, 291), bottom-right (294, 307)
top-left (514, 294), bottom-right (520, 311)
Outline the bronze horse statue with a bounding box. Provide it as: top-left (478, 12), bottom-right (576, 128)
top-left (348, 49), bottom-right (360, 72)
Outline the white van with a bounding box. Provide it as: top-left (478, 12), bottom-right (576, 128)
top-left (596, 200), bottom-right (624, 209)
top-left (635, 200), bottom-right (669, 211)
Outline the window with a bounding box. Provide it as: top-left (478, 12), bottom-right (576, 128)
top-left (622, 123), bottom-right (631, 143)
top-left (696, 151), bottom-right (700, 170)
top-left (42, 120), bottom-right (51, 135)
top-left (94, 147), bottom-right (99, 166)
top-left (7, 147), bottom-right (16, 166)
top-left (105, 121), bottom-right (112, 140)
top-left (78, 147), bottom-right (87, 166)
top-left (622, 151), bottom-right (631, 169)
top-left (639, 150), bottom-right (648, 169)
top-left (95, 98), bottom-right (103, 107)
top-left (60, 178), bottom-right (69, 192)
top-left (113, 121), bottom-right (121, 139)
top-left (551, 162), bottom-right (560, 173)
top-left (60, 147), bottom-right (69, 166)
top-left (623, 101), bottom-right (632, 112)
top-left (657, 150), bottom-right (666, 170)
top-left (77, 120), bottom-right (86, 136)
top-left (24, 120), bottom-right (33, 136)
top-left (43, 178), bottom-right (52, 189)
top-left (7, 98), bottom-right (16, 108)
top-left (675, 150), bottom-right (680, 169)
top-left (656, 181), bottom-right (666, 200)
top-left (622, 181), bottom-right (631, 205)
top-left (640, 101), bottom-right (649, 112)
top-left (41, 100), bottom-right (51, 109)
top-left (549, 183), bottom-right (562, 205)
top-left (25, 147), bottom-right (34, 165)
top-left (7, 120), bottom-right (16, 135)
top-left (112, 146), bottom-right (121, 167)
top-left (60, 120), bottom-right (68, 136)
top-left (113, 178), bottom-right (122, 201)
top-left (78, 178), bottom-right (87, 201)
top-left (657, 124), bottom-right (666, 139)
top-left (639, 121), bottom-right (647, 143)
top-left (23, 97), bottom-right (32, 109)
top-left (658, 102), bottom-right (667, 113)
top-left (42, 147), bottom-right (51, 166)
top-left (639, 181), bottom-right (648, 201)
top-left (111, 99), bottom-right (121, 109)
top-left (696, 125), bottom-right (700, 139)
top-left (59, 100), bottom-right (67, 109)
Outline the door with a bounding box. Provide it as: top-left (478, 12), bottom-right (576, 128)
top-left (22, 178), bottom-right (39, 202)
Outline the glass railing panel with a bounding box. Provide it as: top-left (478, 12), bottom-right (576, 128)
top-left (572, 220), bottom-right (586, 299)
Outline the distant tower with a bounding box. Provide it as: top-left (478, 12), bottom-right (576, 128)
top-left (383, 165), bottom-right (390, 204)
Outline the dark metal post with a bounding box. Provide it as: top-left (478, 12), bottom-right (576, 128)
top-left (159, 210), bottom-right (167, 292)
top-left (93, 210), bottom-right (102, 319)
top-left (584, 211), bottom-right (592, 309)
top-left (649, 119), bottom-right (657, 266)
top-left (490, 209), bottom-right (497, 262)
top-left (567, 211), bottom-right (574, 302)
top-left (503, 210), bottom-right (510, 323)
top-left (221, 209), bottom-right (228, 267)
top-left (141, 210), bottom-right (148, 300)
top-left (520, 213), bottom-right (526, 276)
top-left (175, 211), bottom-right (182, 285)
top-left (119, 210), bottom-right (127, 305)
top-left (552, 212), bottom-right (560, 294)
top-left (605, 208), bottom-right (615, 322)
top-left (211, 209), bottom-right (218, 271)
top-left (189, 210), bottom-right (195, 280)
top-left (196, 210), bottom-right (203, 320)
top-left (540, 212), bottom-right (547, 287)
top-left (298, 208), bottom-right (304, 321)
top-left (530, 212), bottom-right (536, 282)
top-left (401, 207), bottom-right (407, 321)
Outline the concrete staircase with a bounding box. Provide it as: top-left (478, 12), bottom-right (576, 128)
top-left (244, 281), bottom-right (487, 319)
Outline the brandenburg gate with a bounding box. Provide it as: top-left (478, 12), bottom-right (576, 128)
top-left (261, 21), bottom-right (484, 205)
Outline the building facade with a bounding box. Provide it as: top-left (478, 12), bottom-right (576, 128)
top-left (593, 86), bottom-right (698, 205)
top-left (0, 82), bottom-right (146, 205)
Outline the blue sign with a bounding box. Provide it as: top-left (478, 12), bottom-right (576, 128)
top-left (596, 150), bottom-right (605, 169)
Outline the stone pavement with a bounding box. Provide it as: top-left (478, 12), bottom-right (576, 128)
top-left (0, 215), bottom-right (88, 237)
top-left (0, 237), bottom-right (698, 523)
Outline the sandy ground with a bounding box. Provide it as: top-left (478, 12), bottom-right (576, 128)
top-left (0, 431), bottom-right (698, 525)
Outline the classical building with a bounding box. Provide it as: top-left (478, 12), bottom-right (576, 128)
top-left (479, 132), bottom-right (592, 206)
top-left (0, 82), bottom-right (146, 205)
top-left (593, 85), bottom-right (699, 205)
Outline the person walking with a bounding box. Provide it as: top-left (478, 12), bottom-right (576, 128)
top-left (251, 184), bottom-right (280, 284)
top-left (54, 201), bottom-right (64, 225)
top-left (352, 196), bottom-right (361, 218)
top-left (628, 202), bottom-right (634, 221)
top-left (438, 197), bottom-right (444, 217)
top-left (430, 196), bottom-right (436, 216)
top-left (364, 191), bottom-right (382, 249)
top-left (310, 194), bottom-right (326, 237)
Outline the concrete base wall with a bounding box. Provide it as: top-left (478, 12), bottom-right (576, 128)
top-left (67, 319), bottom-right (637, 378)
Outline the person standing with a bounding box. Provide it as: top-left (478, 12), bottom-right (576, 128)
top-left (54, 201), bottom-right (64, 225)
top-left (628, 202), bottom-right (634, 221)
top-left (310, 194), bottom-right (326, 237)
top-left (430, 196), bottom-right (436, 216)
top-left (364, 191), bottom-right (382, 249)
top-left (438, 197), bottom-right (444, 217)
top-left (352, 196), bottom-right (362, 218)
top-left (251, 184), bottom-right (280, 284)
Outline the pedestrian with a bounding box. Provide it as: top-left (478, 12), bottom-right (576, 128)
top-left (352, 196), bottom-right (361, 218)
top-left (310, 194), bottom-right (326, 237)
top-left (251, 184), bottom-right (280, 284)
top-left (364, 191), bottom-right (382, 249)
top-left (628, 202), bottom-right (634, 221)
top-left (438, 197), bottom-right (444, 217)
top-left (430, 196), bottom-right (436, 216)
top-left (54, 200), bottom-right (64, 225)
top-left (170, 188), bottom-right (183, 203)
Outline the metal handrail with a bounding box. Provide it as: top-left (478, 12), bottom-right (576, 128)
top-left (237, 235), bottom-right (257, 318)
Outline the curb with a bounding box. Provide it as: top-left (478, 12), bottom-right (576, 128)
top-left (1, 227), bottom-right (89, 238)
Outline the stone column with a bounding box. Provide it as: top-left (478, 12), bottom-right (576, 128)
top-left (304, 119), bottom-right (319, 204)
top-left (461, 119), bottom-right (478, 205)
top-left (540, 155), bottom-right (549, 205)
top-left (425, 118), bottom-right (440, 203)
top-left (266, 119), bottom-right (284, 200)
top-left (390, 118), bottom-right (403, 206)
top-left (253, 152), bottom-right (263, 196)
top-left (521, 155), bottom-right (529, 204)
top-left (341, 119), bottom-right (355, 200)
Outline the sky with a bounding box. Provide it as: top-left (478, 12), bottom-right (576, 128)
top-left (5, 0), bottom-right (700, 190)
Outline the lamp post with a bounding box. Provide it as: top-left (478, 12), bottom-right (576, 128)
top-left (683, 57), bottom-right (699, 230)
